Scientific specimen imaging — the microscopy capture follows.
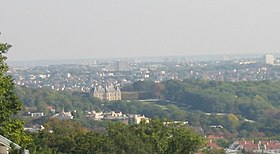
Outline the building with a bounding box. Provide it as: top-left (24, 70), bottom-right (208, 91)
top-left (52, 110), bottom-right (74, 120)
top-left (86, 111), bottom-right (104, 120)
top-left (264, 54), bottom-right (275, 65)
top-left (133, 114), bottom-right (150, 124)
top-left (93, 85), bottom-right (121, 101)
top-left (227, 140), bottom-right (280, 154)
top-left (29, 112), bottom-right (44, 117)
top-left (116, 60), bottom-right (130, 71)
top-left (0, 135), bottom-right (28, 154)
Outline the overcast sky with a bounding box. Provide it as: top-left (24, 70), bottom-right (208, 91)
top-left (1, 0), bottom-right (280, 61)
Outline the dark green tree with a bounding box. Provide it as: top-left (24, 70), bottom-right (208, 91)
top-left (0, 40), bottom-right (31, 146)
top-left (34, 119), bottom-right (88, 153)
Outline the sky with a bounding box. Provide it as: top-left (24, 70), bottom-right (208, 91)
top-left (1, 0), bottom-right (280, 61)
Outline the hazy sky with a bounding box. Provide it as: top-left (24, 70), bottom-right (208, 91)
top-left (1, 0), bottom-right (280, 61)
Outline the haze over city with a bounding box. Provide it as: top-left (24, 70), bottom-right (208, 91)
top-left (3, 1), bottom-right (280, 153)
top-left (1, 0), bottom-right (280, 61)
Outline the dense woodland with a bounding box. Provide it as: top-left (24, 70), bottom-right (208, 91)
top-left (129, 79), bottom-right (280, 138)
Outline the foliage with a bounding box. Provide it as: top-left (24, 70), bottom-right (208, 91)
top-left (32, 119), bottom-right (204, 154)
top-left (162, 79), bottom-right (280, 136)
top-left (123, 79), bottom-right (280, 137)
top-left (0, 41), bottom-right (31, 146)
top-left (122, 80), bottom-right (165, 99)
top-left (16, 78), bottom-right (280, 137)
top-left (15, 86), bottom-right (101, 112)
top-left (163, 79), bottom-right (280, 116)
top-left (32, 119), bottom-right (88, 154)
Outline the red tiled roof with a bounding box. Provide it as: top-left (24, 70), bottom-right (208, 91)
top-left (242, 144), bottom-right (259, 151)
top-left (207, 140), bottom-right (222, 149)
top-left (207, 142), bottom-right (220, 149)
top-left (258, 140), bottom-right (280, 150)
top-left (207, 135), bottom-right (224, 139)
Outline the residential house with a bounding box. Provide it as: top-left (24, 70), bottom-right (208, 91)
top-left (227, 139), bottom-right (280, 154)
top-left (52, 110), bottom-right (73, 120)
top-left (0, 135), bottom-right (28, 154)
top-left (133, 115), bottom-right (150, 124)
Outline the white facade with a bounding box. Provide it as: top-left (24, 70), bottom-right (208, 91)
top-left (265, 54), bottom-right (275, 65)
top-left (93, 85), bottom-right (121, 101)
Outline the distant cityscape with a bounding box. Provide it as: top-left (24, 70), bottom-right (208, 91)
top-left (8, 54), bottom-right (280, 93)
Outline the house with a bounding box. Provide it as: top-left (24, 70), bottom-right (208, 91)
top-left (163, 121), bottom-right (188, 125)
top-left (207, 140), bottom-right (221, 149)
top-left (227, 139), bottom-right (280, 154)
top-left (228, 140), bottom-right (261, 153)
top-left (206, 134), bottom-right (224, 140)
top-left (86, 111), bottom-right (104, 120)
top-left (24, 125), bottom-right (45, 133)
top-left (0, 135), bottom-right (28, 154)
top-left (52, 110), bottom-right (73, 120)
top-left (133, 115), bottom-right (150, 124)
top-left (103, 111), bottom-right (125, 120)
top-left (29, 112), bottom-right (44, 117)
top-left (262, 140), bottom-right (280, 154)
top-left (205, 135), bottom-right (223, 150)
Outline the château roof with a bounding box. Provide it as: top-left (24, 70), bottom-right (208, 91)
top-left (93, 85), bottom-right (120, 93)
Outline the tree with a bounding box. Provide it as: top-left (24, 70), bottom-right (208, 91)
top-left (34, 119), bottom-right (88, 153)
top-left (32, 118), bottom-right (204, 153)
top-left (137, 119), bottom-right (204, 154)
top-left (107, 122), bottom-right (151, 153)
top-left (151, 83), bottom-right (165, 99)
top-left (73, 131), bottom-right (114, 154)
top-left (0, 40), bottom-right (31, 147)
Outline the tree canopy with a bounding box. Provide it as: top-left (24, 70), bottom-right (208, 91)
top-left (32, 119), bottom-right (204, 154)
top-left (0, 40), bottom-right (31, 146)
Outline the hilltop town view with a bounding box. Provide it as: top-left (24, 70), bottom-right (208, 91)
top-left (2, 1), bottom-right (280, 154)
top-left (1, 54), bottom-right (280, 154)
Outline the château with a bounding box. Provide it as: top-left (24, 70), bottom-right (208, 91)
top-left (93, 85), bottom-right (121, 101)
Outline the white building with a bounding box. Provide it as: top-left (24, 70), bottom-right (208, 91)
top-left (133, 115), bottom-right (150, 124)
top-left (264, 54), bottom-right (275, 65)
top-left (52, 110), bottom-right (73, 120)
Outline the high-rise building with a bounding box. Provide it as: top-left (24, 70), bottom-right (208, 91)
top-left (264, 54), bottom-right (275, 65)
top-left (116, 60), bottom-right (130, 71)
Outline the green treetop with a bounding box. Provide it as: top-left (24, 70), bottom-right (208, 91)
top-left (0, 40), bottom-right (31, 147)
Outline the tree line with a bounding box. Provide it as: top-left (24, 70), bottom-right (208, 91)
top-left (29, 118), bottom-right (204, 154)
